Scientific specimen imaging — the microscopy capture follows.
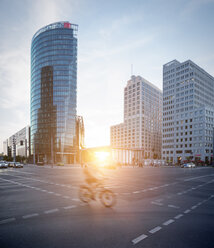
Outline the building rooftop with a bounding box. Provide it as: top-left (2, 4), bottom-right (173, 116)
top-left (32, 21), bottom-right (78, 41)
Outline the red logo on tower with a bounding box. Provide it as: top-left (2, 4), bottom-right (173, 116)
top-left (64, 22), bottom-right (71, 28)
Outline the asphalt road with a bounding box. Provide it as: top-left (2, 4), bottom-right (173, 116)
top-left (0, 165), bottom-right (214, 248)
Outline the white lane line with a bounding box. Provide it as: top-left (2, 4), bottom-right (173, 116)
top-left (149, 226), bottom-right (162, 234)
top-left (0, 217), bottom-right (16, 224)
top-left (133, 191), bottom-right (140, 194)
top-left (63, 205), bottom-right (77, 209)
top-left (191, 205), bottom-right (197, 209)
top-left (55, 193), bottom-right (61, 196)
top-left (47, 191), bottom-right (54, 194)
top-left (168, 204), bottom-right (180, 209)
top-left (44, 208), bottom-right (59, 214)
top-left (174, 214), bottom-right (183, 219)
top-left (22, 213), bottom-right (39, 219)
top-left (151, 201), bottom-right (163, 206)
top-left (72, 198), bottom-right (80, 202)
top-left (63, 196), bottom-right (70, 199)
top-left (184, 173), bottom-right (214, 181)
top-left (132, 234), bottom-right (148, 244)
top-left (184, 209), bottom-right (191, 214)
top-left (141, 189), bottom-right (147, 192)
top-left (177, 192), bottom-right (182, 195)
top-left (7, 170), bottom-right (34, 175)
top-left (163, 219), bottom-right (175, 226)
top-left (152, 187), bottom-right (158, 190)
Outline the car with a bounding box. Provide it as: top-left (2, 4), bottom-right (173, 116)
top-left (182, 162), bottom-right (196, 168)
top-left (11, 162), bottom-right (23, 168)
top-left (0, 162), bottom-right (8, 168)
top-left (8, 162), bottom-right (14, 167)
top-left (57, 162), bottom-right (64, 166)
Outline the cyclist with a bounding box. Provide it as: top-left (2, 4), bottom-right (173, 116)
top-left (83, 163), bottom-right (104, 187)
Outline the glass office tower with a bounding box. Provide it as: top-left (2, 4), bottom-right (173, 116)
top-left (31, 22), bottom-right (78, 164)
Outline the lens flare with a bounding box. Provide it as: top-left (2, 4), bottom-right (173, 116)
top-left (95, 151), bottom-right (110, 163)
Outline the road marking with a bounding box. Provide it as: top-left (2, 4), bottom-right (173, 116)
top-left (130, 193), bottom-right (214, 245)
top-left (184, 173), bottom-right (214, 181)
top-left (63, 205), bottom-right (77, 209)
top-left (133, 191), bottom-right (140, 194)
top-left (72, 198), bottom-right (80, 202)
top-left (174, 214), bottom-right (183, 219)
top-left (163, 219), bottom-right (174, 226)
top-left (55, 193), bottom-right (61, 196)
top-left (184, 209), bottom-right (191, 214)
top-left (151, 201), bottom-right (163, 206)
top-left (63, 196), bottom-right (70, 199)
top-left (132, 234), bottom-right (148, 244)
top-left (47, 191), bottom-right (54, 194)
top-left (149, 226), bottom-right (162, 234)
top-left (191, 205), bottom-right (197, 209)
top-left (0, 217), bottom-right (16, 224)
top-left (168, 204), bottom-right (180, 209)
top-left (22, 213), bottom-right (39, 219)
top-left (44, 208), bottom-right (59, 214)
top-left (7, 170), bottom-right (34, 175)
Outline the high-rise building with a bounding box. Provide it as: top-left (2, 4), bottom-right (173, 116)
top-left (3, 126), bottom-right (31, 158)
top-left (162, 60), bottom-right (214, 164)
top-left (31, 22), bottom-right (78, 164)
top-left (111, 75), bottom-right (162, 163)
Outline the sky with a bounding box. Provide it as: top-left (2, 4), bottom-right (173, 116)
top-left (0, 0), bottom-right (214, 152)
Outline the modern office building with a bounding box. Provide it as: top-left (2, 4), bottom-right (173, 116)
top-left (162, 60), bottom-right (214, 164)
top-left (3, 126), bottom-right (31, 158)
top-left (31, 22), bottom-right (78, 164)
top-left (111, 75), bottom-right (162, 163)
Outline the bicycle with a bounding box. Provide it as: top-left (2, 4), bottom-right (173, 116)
top-left (79, 179), bottom-right (116, 208)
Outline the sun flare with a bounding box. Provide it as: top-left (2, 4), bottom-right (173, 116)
top-left (94, 151), bottom-right (110, 163)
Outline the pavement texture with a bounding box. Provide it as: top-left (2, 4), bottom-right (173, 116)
top-left (0, 165), bottom-right (214, 248)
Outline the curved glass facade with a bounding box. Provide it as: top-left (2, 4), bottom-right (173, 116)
top-left (31, 22), bottom-right (78, 164)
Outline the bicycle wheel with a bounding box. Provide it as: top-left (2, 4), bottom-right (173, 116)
top-left (79, 185), bottom-right (93, 203)
top-left (100, 189), bottom-right (116, 207)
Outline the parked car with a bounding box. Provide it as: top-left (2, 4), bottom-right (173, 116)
top-left (10, 162), bottom-right (23, 168)
top-left (0, 162), bottom-right (8, 168)
top-left (57, 162), bottom-right (64, 166)
top-left (8, 162), bottom-right (14, 167)
top-left (181, 162), bottom-right (196, 168)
